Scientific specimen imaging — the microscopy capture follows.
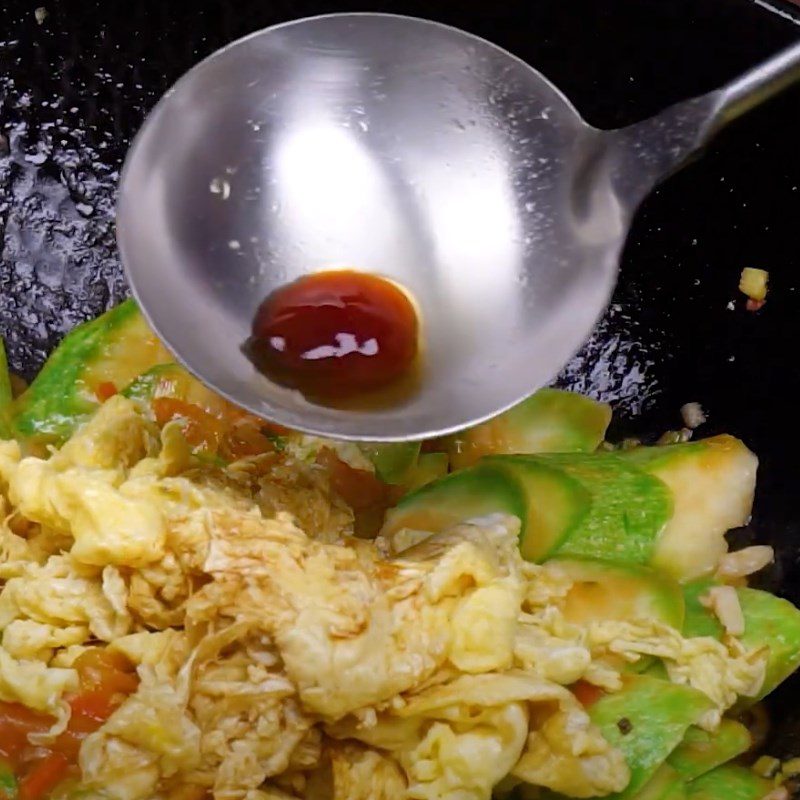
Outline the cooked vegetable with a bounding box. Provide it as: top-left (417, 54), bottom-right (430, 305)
top-left (682, 580), bottom-right (724, 639)
top-left (1, 305), bottom-right (798, 800)
top-left (127, 364), bottom-right (425, 481)
top-left (632, 765), bottom-right (687, 800)
top-left (547, 558), bottom-right (684, 631)
top-left (381, 463), bottom-right (528, 550)
top-left (684, 764), bottom-right (772, 800)
top-left (683, 581), bottom-right (800, 703)
top-left (446, 388), bottom-right (611, 469)
top-left (8, 300), bottom-right (170, 444)
top-left (122, 362), bottom-right (228, 413)
top-left (735, 589), bottom-right (800, 701)
top-left (124, 362), bottom-right (276, 460)
top-left (701, 585), bottom-right (745, 636)
top-left (357, 442), bottom-right (422, 484)
top-left (668, 720), bottom-right (751, 782)
top-left (487, 452), bottom-right (671, 563)
top-left (17, 753), bottom-right (68, 800)
top-left (538, 764), bottom-right (689, 800)
top-left (485, 456), bottom-right (593, 561)
top-left (404, 451), bottom-right (449, 490)
top-left (620, 436), bottom-right (757, 581)
top-left (716, 546), bottom-right (774, 581)
top-left (383, 451), bottom-right (671, 563)
top-left (0, 761), bottom-right (16, 800)
top-left (588, 675), bottom-right (713, 799)
top-left (536, 453), bottom-right (671, 564)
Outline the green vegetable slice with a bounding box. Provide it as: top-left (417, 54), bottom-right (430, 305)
top-left (684, 764), bottom-right (772, 800)
top-left (0, 759), bottom-right (16, 800)
top-left (633, 764), bottom-right (687, 800)
top-left (404, 452), bottom-right (449, 491)
top-left (546, 557), bottom-right (684, 631)
top-left (620, 436), bottom-right (757, 581)
top-left (540, 453), bottom-right (672, 565)
top-left (357, 442), bottom-right (422, 484)
top-left (486, 456), bottom-right (591, 561)
top-left (737, 588), bottom-right (800, 701)
top-left (668, 720), bottom-right (751, 782)
top-left (683, 581), bottom-right (800, 702)
top-left (9, 300), bottom-right (170, 444)
top-left (446, 387), bottom-right (611, 469)
top-left (589, 674), bottom-right (714, 799)
top-left (381, 451), bottom-right (671, 564)
top-left (682, 579), bottom-right (724, 640)
top-left (123, 362), bottom-right (231, 417)
top-left (381, 464), bottom-right (528, 551)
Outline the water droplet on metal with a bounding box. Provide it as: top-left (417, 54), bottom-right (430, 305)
top-left (209, 177), bottom-right (231, 200)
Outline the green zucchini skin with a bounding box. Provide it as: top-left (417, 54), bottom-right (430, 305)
top-left (631, 765), bottom-right (687, 800)
top-left (357, 442), bottom-right (422, 484)
top-left (548, 557), bottom-right (684, 632)
top-left (0, 759), bottom-right (17, 800)
top-left (588, 675), bottom-right (713, 800)
top-left (684, 765), bottom-right (773, 800)
top-left (446, 388), bottom-right (611, 470)
top-left (667, 720), bottom-right (751, 782)
top-left (383, 451), bottom-right (672, 566)
top-left (382, 463), bottom-right (529, 550)
top-left (533, 676), bottom-right (712, 800)
top-left (620, 436), bottom-right (757, 581)
top-left (8, 300), bottom-right (170, 444)
top-left (683, 580), bottom-right (800, 702)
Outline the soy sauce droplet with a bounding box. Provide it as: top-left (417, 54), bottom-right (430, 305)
top-left (244, 270), bottom-right (419, 405)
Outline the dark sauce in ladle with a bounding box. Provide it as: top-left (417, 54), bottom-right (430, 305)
top-left (244, 270), bottom-right (420, 407)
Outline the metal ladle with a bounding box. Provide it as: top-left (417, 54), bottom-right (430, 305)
top-left (117, 14), bottom-right (800, 441)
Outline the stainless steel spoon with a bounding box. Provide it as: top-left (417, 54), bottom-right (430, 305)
top-left (117, 14), bottom-right (800, 441)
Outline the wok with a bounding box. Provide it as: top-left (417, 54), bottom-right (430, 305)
top-left (1, 0), bottom-right (799, 754)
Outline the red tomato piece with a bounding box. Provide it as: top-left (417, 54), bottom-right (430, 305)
top-left (18, 753), bottom-right (69, 800)
top-left (570, 679), bottom-right (605, 708)
top-left (94, 381), bottom-right (118, 402)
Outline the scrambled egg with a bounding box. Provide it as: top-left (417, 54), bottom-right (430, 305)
top-left (0, 397), bottom-right (767, 800)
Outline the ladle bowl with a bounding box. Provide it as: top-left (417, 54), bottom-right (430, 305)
top-left (117, 13), bottom-right (800, 440)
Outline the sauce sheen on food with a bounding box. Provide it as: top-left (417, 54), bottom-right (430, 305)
top-left (244, 270), bottom-right (419, 404)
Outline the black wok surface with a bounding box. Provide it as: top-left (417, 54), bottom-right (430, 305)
top-left (1, 0), bottom-right (799, 750)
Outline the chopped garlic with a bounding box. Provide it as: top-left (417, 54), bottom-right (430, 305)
top-left (717, 546), bottom-right (774, 581)
top-left (781, 757), bottom-right (800, 778)
top-left (700, 586), bottom-right (745, 636)
top-left (739, 268), bottom-right (769, 302)
top-left (34, 6), bottom-right (47, 24)
top-left (680, 402), bottom-right (706, 430)
top-left (752, 755), bottom-right (781, 778)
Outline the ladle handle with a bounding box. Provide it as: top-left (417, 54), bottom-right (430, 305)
top-left (710, 39), bottom-right (800, 133)
top-left (611, 39), bottom-right (800, 204)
